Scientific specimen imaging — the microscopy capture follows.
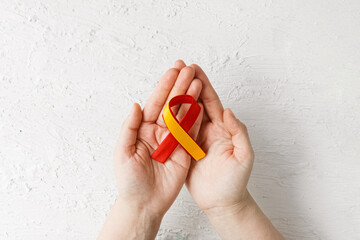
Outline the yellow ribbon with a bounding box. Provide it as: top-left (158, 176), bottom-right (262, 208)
top-left (163, 101), bottom-right (206, 160)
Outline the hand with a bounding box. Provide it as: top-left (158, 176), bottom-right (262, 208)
top-left (99, 65), bottom-right (203, 239)
top-left (175, 61), bottom-right (284, 240)
top-left (173, 61), bottom-right (254, 214)
top-left (114, 65), bottom-right (204, 216)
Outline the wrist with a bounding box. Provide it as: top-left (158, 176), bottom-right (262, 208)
top-left (98, 198), bottom-right (163, 240)
top-left (115, 198), bottom-right (163, 237)
top-left (115, 197), bottom-right (164, 223)
top-left (203, 189), bottom-right (252, 223)
top-left (204, 191), bottom-right (284, 240)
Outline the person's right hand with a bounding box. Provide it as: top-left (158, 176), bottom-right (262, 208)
top-left (173, 61), bottom-right (254, 214)
top-left (174, 61), bottom-right (284, 240)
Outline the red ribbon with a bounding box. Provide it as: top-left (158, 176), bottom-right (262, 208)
top-left (151, 95), bottom-right (202, 163)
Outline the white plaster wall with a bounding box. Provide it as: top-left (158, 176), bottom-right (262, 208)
top-left (0, 0), bottom-right (359, 239)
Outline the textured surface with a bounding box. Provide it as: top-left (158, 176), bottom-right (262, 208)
top-left (1, 0), bottom-right (360, 239)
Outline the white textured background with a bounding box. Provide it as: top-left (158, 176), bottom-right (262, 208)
top-left (0, 0), bottom-right (359, 239)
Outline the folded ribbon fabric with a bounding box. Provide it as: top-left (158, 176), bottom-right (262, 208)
top-left (151, 95), bottom-right (206, 163)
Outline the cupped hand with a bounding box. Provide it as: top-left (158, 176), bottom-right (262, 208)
top-left (175, 61), bottom-right (254, 214)
top-left (101, 61), bottom-right (283, 240)
top-left (113, 65), bottom-right (204, 218)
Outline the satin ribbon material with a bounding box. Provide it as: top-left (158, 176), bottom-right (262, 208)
top-left (151, 95), bottom-right (206, 163)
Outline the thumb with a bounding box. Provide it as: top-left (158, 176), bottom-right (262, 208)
top-left (223, 108), bottom-right (253, 161)
top-left (117, 103), bottom-right (143, 156)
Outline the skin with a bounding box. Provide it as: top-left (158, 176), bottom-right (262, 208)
top-left (98, 61), bottom-right (284, 240)
top-left (98, 66), bottom-right (204, 239)
top-left (178, 61), bottom-right (285, 240)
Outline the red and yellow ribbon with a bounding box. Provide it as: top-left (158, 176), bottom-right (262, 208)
top-left (151, 95), bottom-right (206, 163)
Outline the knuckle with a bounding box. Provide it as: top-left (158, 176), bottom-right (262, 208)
top-left (237, 120), bottom-right (248, 133)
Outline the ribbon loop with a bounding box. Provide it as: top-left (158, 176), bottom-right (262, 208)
top-left (151, 95), bottom-right (206, 163)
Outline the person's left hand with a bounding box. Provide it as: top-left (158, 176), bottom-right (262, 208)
top-left (114, 64), bottom-right (203, 218)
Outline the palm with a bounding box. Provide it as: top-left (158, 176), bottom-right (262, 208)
top-left (186, 118), bottom-right (253, 211)
top-left (189, 121), bottom-right (252, 210)
top-left (126, 122), bottom-right (191, 214)
top-left (137, 122), bottom-right (191, 170)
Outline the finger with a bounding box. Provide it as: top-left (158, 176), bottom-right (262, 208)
top-left (117, 103), bottom-right (143, 156)
top-left (174, 59), bottom-right (186, 70)
top-left (156, 66), bottom-right (195, 126)
top-left (190, 64), bottom-right (224, 122)
top-left (143, 68), bottom-right (179, 123)
top-left (202, 110), bottom-right (210, 123)
top-left (223, 108), bottom-right (254, 161)
top-left (176, 78), bottom-right (202, 121)
top-left (198, 99), bottom-right (210, 123)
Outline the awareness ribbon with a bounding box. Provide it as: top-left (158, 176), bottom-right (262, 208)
top-left (151, 95), bottom-right (206, 163)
